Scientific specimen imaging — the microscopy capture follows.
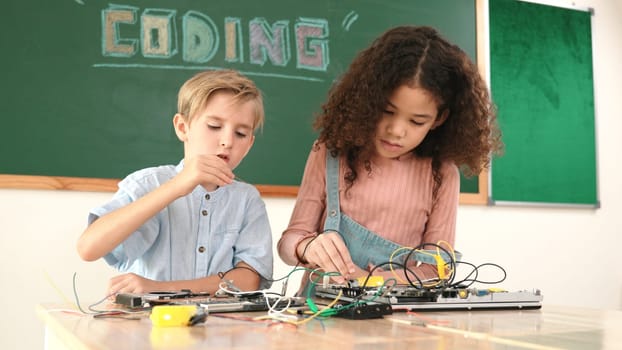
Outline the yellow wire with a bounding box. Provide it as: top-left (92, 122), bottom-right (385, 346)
top-left (389, 241), bottom-right (458, 288)
top-left (43, 269), bottom-right (77, 309)
top-left (388, 246), bottom-right (413, 284)
top-left (436, 240), bottom-right (457, 262)
top-left (435, 240), bottom-right (458, 282)
top-left (412, 249), bottom-right (445, 288)
top-left (390, 247), bottom-right (442, 287)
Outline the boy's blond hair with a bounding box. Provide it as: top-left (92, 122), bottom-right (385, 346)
top-left (177, 69), bottom-right (264, 131)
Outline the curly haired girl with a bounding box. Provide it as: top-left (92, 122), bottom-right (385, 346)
top-left (278, 26), bottom-right (502, 288)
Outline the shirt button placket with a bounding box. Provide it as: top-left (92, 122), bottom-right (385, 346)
top-left (198, 193), bottom-right (210, 273)
top-left (199, 208), bottom-right (208, 255)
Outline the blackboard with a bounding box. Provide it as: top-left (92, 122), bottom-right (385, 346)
top-left (489, 0), bottom-right (598, 206)
top-left (1, 0), bottom-right (482, 199)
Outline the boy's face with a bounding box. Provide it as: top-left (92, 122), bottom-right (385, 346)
top-left (175, 91), bottom-right (256, 170)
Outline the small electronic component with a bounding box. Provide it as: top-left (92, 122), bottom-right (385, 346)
top-left (115, 290), bottom-right (211, 308)
top-left (115, 293), bottom-right (144, 308)
top-left (333, 303), bottom-right (393, 319)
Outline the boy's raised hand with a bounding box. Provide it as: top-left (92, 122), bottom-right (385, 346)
top-left (173, 155), bottom-right (234, 195)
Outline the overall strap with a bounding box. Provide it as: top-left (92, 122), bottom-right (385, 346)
top-left (323, 152), bottom-right (341, 233)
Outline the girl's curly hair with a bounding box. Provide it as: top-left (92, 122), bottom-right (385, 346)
top-left (314, 26), bottom-right (503, 195)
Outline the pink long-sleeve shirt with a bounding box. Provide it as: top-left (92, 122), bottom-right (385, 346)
top-left (278, 142), bottom-right (460, 279)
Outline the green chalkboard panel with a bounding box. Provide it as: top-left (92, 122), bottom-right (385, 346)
top-left (1, 0), bottom-right (479, 194)
top-left (490, 0), bottom-right (597, 205)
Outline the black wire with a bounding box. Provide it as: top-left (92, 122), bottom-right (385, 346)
top-left (217, 265), bottom-right (258, 279)
top-left (449, 262), bottom-right (507, 288)
top-left (214, 231), bottom-right (337, 297)
top-left (365, 261), bottom-right (423, 288)
top-left (294, 229), bottom-right (334, 268)
top-left (295, 235), bottom-right (319, 267)
top-left (352, 243), bottom-right (507, 293)
top-left (449, 261), bottom-right (479, 288)
top-left (278, 234), bottom-right (508, 303)
top-left (304, 238), bottom-right (510, 310)
top-left (402, 243), bottom-right (457, 288)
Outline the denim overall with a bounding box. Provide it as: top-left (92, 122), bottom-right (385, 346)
top-left (297, 154), bottom-right (403, 297)
top-left (298, 153), bottom-right (457, 297)
top-left (323, 153), bottom-right (404, 269)
top-left (324, 154), bottom-right (460, 267)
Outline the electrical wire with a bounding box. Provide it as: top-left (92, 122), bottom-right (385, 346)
top-left (71, 272), bottom-right (148, 317)
top-left (311, 240), bottom-right (509, 311)
top-left (70, 237), bottom-right (508, 325)
top-left (448, 262), bottom-right (507, 288)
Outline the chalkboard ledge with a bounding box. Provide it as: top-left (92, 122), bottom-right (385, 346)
top-left (0, 174), bottom-right (299, 197)
top-left (0, 174), bottom-right (486, 204)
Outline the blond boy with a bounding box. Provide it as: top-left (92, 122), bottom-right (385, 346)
top-left (77, 70), bottom-right (272, 295)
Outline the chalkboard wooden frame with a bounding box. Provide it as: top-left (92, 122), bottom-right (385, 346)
top-left (0, 0), bottom-right (488, 204)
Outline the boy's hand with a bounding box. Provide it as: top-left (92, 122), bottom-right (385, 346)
top-left (302, 231), bottom-right (357, 284)
top-left (174, 155), bottom-right (234, 195)
top-left (108, 273), bottom-right (159, 297)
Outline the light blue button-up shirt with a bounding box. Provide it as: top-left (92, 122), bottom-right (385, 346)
top-left (88, 161), bottom-right (273, 290)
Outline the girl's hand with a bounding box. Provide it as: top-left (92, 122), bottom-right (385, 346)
top-left (172, 155), bottom-right (234, 195)
top-left (303, 231), bottom-right (357, 283)
top-left (108, 273), bottom-right (160, 297)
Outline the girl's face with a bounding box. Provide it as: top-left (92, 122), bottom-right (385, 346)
top-left (374, 85), bottom-right (447, 159)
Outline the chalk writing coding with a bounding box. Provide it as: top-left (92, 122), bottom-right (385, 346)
top-left (99, 4), bottom-right (331, 81)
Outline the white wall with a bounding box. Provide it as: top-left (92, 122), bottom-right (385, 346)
top-left (1, 0), bottom-right (620, 349)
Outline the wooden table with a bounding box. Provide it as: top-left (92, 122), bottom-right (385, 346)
top-left (37, 303), bottom-right (622, 349)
